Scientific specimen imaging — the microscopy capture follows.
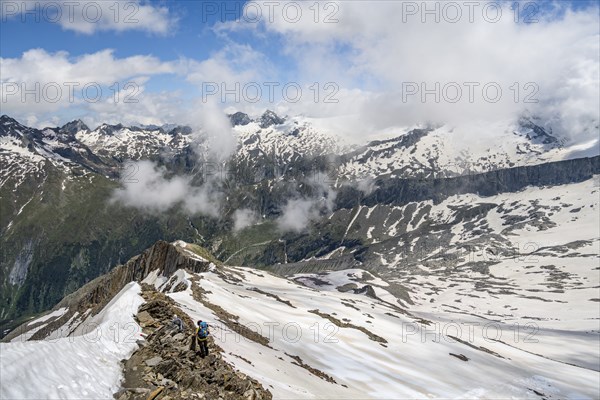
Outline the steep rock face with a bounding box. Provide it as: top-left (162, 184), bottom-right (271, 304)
top-left (336, 155), bottom-right (600, 209)
top-left (67, 240), bottom-right (211, 311)
top-left (258, 110), bottom-right (284, 129)
top-left (0, 182), bottom-right (199, 325)
top-left (3, 241), bottom-right (211, 342)
top-left (229, 112), bottom-right (252, 126)
top-left (59, 120), bottom-right (89, 136)
top-left (122, 240), bottom-right (212, 281)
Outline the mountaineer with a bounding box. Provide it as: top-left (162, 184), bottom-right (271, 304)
top-left (196, 320), bottom-right (210, 358)
top-left (172, 314), bottom-right (184, 332)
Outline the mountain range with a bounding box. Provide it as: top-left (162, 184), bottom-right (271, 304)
top-left (0, 110), bottom-right (598, 397)
top-left (1, 111), bottom-right (598, 326)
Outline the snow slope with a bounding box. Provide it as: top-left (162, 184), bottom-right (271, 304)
top-left (1, 239), bottom-right (597, 399)
top-left (0, 282), bottom-right (144, 399)
top-left (147, 261), bottom-right (600, 399)
top-left (233, 116), bottom-right (345, 166)
top-left (337, 121), bottom-right (597, 180)
top-left (76, 125), bottom-right (191, 160)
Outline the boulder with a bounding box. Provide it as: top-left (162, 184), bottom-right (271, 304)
top-left (145, 356), bottom-right (163, 367)
top-left (137, 311), bottom-right (155, 327)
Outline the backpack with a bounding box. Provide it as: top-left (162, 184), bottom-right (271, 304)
top-left (197, 322), bottom-right (209, 339)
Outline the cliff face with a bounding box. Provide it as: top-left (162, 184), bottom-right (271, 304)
top-left (336, 155), bottom-right (600, 208)
top-left (3, 241), bottom-right (211, 342)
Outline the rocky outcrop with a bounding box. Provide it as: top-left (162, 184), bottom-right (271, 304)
top-left (258, 110), bottom-right (284, 129)
top-left (229, 112), bottom-right (252, 127)
top-left (60, 119), bottom-right (89, 136)
top-left (117, 285), bottom-right (272, 400)
top-left (4, 241), bottom-right (210, 342)
top-left (59, 240), bottom-right (209, 310)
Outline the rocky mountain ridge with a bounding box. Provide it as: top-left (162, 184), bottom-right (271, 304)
top-left (2, 240), bottom-right (212, 342)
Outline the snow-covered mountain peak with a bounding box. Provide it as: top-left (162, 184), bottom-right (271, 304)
top-left (1, 113), bottom-right (598, 201)
top-left (229, 111), bottom-right (252, 126)
top-left (96, 123), bottom-right (125, 136)
top-left (258, 109), bottom-right (285, 129)
top-left (0, 115), bottom-right (32, 138)
top-left (59, 119), bottom-right (89, 136)
top-left (233, 114), bottom-right (348, 169)
top-left (0, 114), bottom-right (21, 127)
top-left (336, 117), bottom-right (595, 180)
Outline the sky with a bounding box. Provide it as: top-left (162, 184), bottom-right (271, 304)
top-left (0, 0), bottom-right (599, 142)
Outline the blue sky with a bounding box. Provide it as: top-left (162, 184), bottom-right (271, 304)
top-left (0, 0), bottom-right (291, 83)
top-left (1, 0), bottom-right (598, 134)
top-left (2, 1), bottom-right (596, 59)
top-left (1, 1), bottom-right (252, 58)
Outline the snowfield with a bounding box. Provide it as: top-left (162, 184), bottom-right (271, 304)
top-left (1, 254), bottom-right (598, 399)
top-left (1, 174), bottom-right (598, 398)
top-left (143, 259), bottom-right (600, 399)
top-left (0, 282), bottom-right (144, 400)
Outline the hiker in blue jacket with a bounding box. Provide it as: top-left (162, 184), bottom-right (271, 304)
top-left (196, 320), bottom-right (210, 357)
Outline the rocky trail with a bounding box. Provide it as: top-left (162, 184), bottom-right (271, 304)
top-left (116, 284), bottom-right (272, 400)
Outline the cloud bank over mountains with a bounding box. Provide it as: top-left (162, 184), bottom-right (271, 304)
top-left (1, 1), bottom-right (598, 147)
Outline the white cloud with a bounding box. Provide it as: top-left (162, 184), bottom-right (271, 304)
top-left (277, 183), bottom-right (336, 233)
top-left (1, 48), bottom-right (175, 86)
top-left (185, 43), bottom-right (272, 87)
top-left (110, 160), bottom-right (222, 216)
top-left (84, 89), bottom-right (185, 128)
top-left (277, 198), bottom-right (319, 233)
top-left (1, 0), bottom-right (177, 35)
top-left (219, 1), bottom-right (599, 143)
top-left (0, 45), bottom-right (273, 129)
top-left (183, 43), bottom-right (278, 111)
top-left (0, 48), bottom-right (178, 126)
top-left (183, 100), bottom-right (238, 162)
top-left (232, 208), bottom-right (259, 232)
